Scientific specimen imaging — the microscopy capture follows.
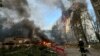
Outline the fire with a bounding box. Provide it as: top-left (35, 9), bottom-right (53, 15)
top-left (42, 41), bottom-right (52, 47)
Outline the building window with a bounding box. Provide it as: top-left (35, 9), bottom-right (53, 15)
top-left (92, 0), bottom-right (98, 3)
top-left (98, 10), bottom-right (100, 16)
top-left (0, 0), bottom-right (3, 7)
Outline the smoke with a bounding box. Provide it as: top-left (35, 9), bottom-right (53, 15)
top-left (0, 0), bottom-right (30, 28)
top-left (0, 0), bottom-right (50, 41)
top-left (0, 0), bottom-right (32, 41)
top-left (0, 19), bottom-right (35, 41)
top-left (40, 0), bottom-right (65, 10)
top-left (40, 0), bottom-right (86, 10)
top-left (27, 0), bottom-right (46, 28)
top-left (2, 0), bottom-right (29, 18)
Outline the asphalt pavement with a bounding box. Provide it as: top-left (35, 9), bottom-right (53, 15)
top-left (64, 47), bottom-right (100, 56)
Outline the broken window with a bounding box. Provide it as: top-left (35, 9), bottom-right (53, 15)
top-left (0, 0), bottom-right (3, 7)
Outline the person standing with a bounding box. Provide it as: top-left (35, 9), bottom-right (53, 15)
top-left (78, 38), bottom-right (87, 56)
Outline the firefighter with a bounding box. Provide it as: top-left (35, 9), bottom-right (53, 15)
top-left (78, 38), bottom-right (86, 56)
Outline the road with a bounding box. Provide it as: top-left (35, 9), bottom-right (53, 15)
top-left (64, 47), bottom-right (100, 56)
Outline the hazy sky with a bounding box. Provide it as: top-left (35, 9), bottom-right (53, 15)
top-left (86, 0), bottom-right (96, 22)
top-left (27, 0), bottom-right (62, 30)
top-left (27, 0), bottom-right (96, 30)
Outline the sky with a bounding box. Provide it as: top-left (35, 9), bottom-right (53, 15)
top-left (86, 0), bottom-right (96, 22)
top-left (27, 0), bottom-right (96, 30)
top-left (27, 0), bottom-right (62, 30)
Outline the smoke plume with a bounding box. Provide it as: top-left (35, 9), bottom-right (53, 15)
top-left (0, 0), bottom-right (51, 41)
top-left (0, 0), bottom-right (33, 41)
top-left (2, 0), bottom-right (29, 18)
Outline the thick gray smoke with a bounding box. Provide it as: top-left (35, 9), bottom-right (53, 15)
top-left (0, 0), bottom-right (51, 41)
top-left (2, 0), bottom-right (29, 18)
top-left (0, 0), bottom-right (32, 41)
top-left (0, 19), bottom-right (33, 41)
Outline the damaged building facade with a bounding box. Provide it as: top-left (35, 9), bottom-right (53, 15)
top-left (52, 1), bottom-right (99, 45)
top-left (91, 0), bottom-right (100, 41)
